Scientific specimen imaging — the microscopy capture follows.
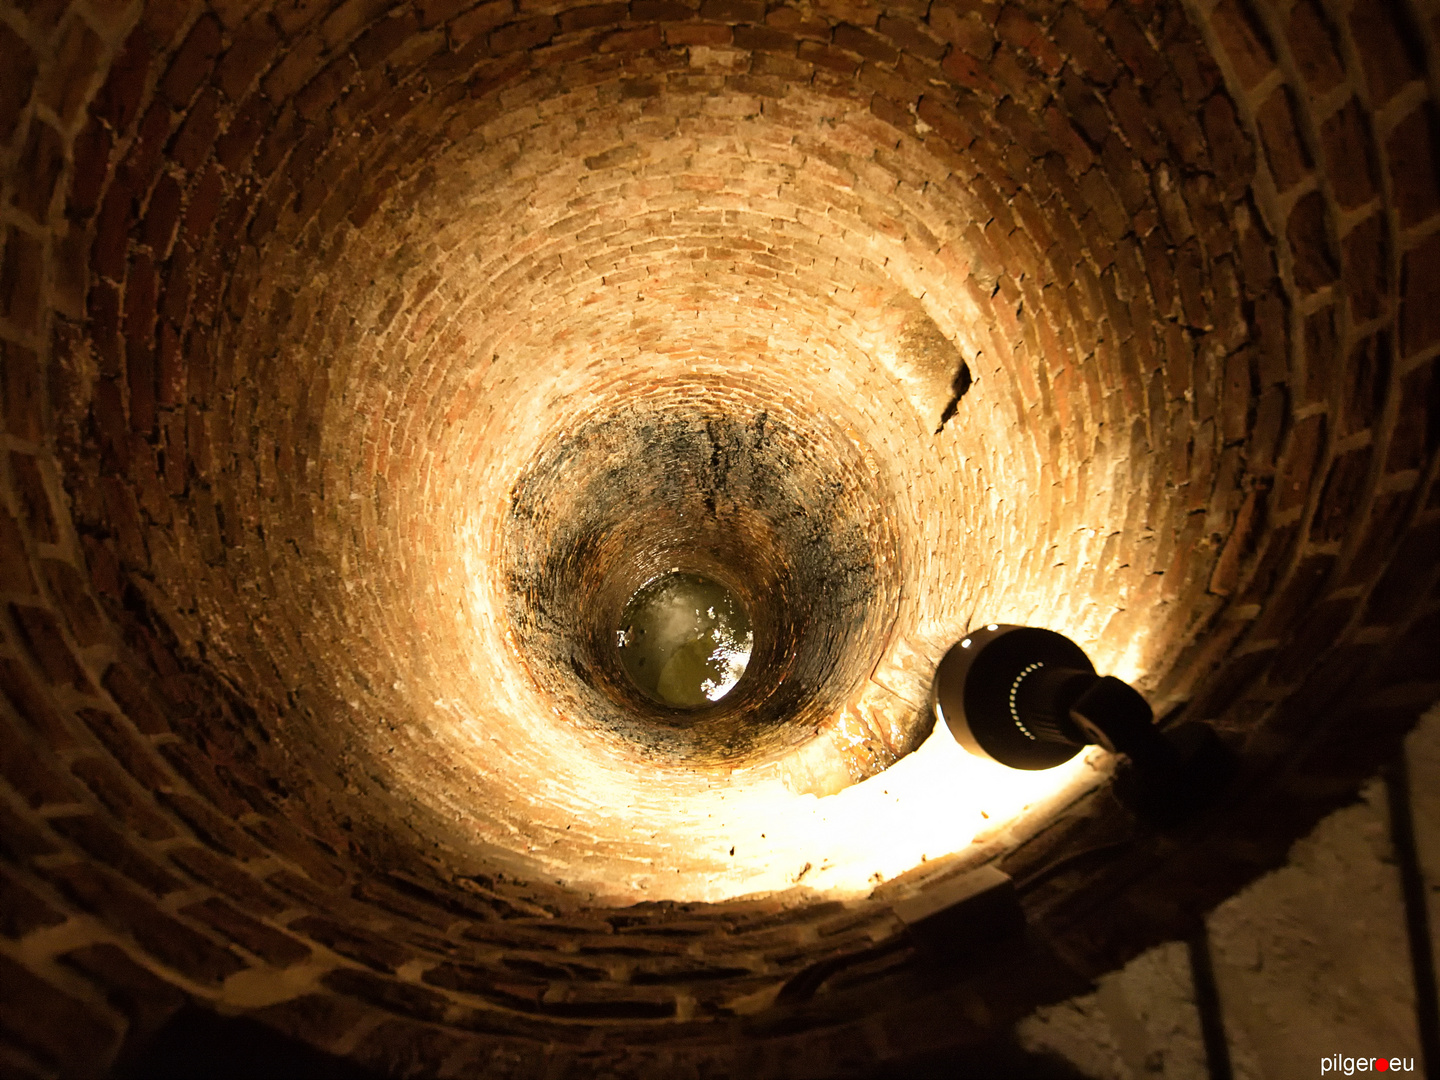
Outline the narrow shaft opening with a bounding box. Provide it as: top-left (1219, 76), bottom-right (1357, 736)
top-left (618, 572), bottom-right (753, 709)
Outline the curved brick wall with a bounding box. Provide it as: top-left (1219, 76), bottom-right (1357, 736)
top-left (0, 0), bottom-right (1437, 1075)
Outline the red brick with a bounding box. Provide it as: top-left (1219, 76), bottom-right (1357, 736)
top-left (12, 120), bottom-right (64, 225)
top-left (10, 604), bottom-right (91, 692)
top-left (217, 18), bottom-right (281, 101)
top-left (323, 968), bottom-right (450, 1022)
top-left (834, 23), bottom-right (900, 64)
top-left (251, 993), bottom-right (372, 1048)
top-left (1, 226), bottom-right (44, 331)
top-left (1050, 7), bottom-right (1117, 84)
top-left (353, 8), bottom-right (422, 66)
top-left (0, 719), bottom-right (76, 810)
top-left (1342, 489), bottom-right (1412, 586)
top-left (101, 664), bottom-right (170, 736)
top-left (1364, 519), bottom-right (1440, 625)
top-left (1386, 357), bottom-right (1438, 472)
top-left (1100, 4), bottom-right (1166, 86)
top-left (291, 915), bottom-right (411, 972)
top-left (10, 452), bottom-right (58, 544)
top-left (247, 819), bottom-right (347, 887)
top-left (1220, 349), bottom-right (1253, 445)
top-left (558, 2), bottom-right (626, 32)
top-left (800, 39), bottom-right (860, 75)
top-left (91, 186), bottom-right (133, 284)
top-left (69, 123), bottom-right (113, 220)
top-left (450, 0), bottom-right (514, 42)
top-left (41, 18), bottom-right (103, 125)
top-left (160, 790), bottom-right (267, 860)
top-left (696, 0), bottom-right (762, 20)
top-left (489, 14), bottom-right (557, 52)
top-left (733, 23), bottom-right (795, 53)
top-left (1387, 105), bottom-right (1440, 228)
top-left (0, 657), bottom-right (73, 748)
top-left (94, 27), bottom-right (155, 133)
top-left (1200, 94), bottom-right (1255, 198)
top-left (42, 560), bottom-right (106, 647)
top-left (142, 173), bottom-right (184, 256)
top-left (0, 22), bottom-right (36, 144)
top-left (1320, 99), bottom-right (1377, 211)
top-left (183, 898), bottom-right (311, 966)
top-left (929, 2), bottom-right (993, 60)
top-left (169, 844), bottom-right (287, 915)
top-left (170, 87), bottom-right (222, 172)
top-left (1276, 413), bottom-right (1326, 512)
top-left (75, 708), bottom-right (171, 790)
top-left (877, 13), bottom-right (946, 61)
top-left (0, 864), bottom-right (65, 937)
top-left (0, 507), bottom-right (35, 595)
top-left (71, 756), bottom-right (176, 840)
top-left (599, 24), bottom-right (664, 51)
top-left (1286, 0), bottom-right (1344, 95)
top-left (1349, 0), bottom-right (1421, 107)
top-left (1286, 190), bottom-right (1336, 293)
top-left (1210, 0), bottom-right (1274, 88)
top-left (123, 100), bottom-right (176, 202)
top-left (995, 6), bottom-right (1062, 76)
top-left (214, 94), bottom-right (272, 172)
top-left (1255, 86), bottom-right (1309, 191)
top-left (43, 862), bottom-right (245, 984)
top-left (59, 943), bottom-right (186, 1039)
top-left (163, 14), bottom-right (224, 105)
top-left (1342, 213), bottom-right (1387, 324)
top-left (1401, 231), bottom-right (1440, 357)
top-left (49, 813), bottom-right (181, 896)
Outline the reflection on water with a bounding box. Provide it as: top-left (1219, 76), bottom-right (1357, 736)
top-left (617, 572), bottom-right (753, 707)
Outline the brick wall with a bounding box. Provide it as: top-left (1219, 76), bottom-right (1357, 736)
top-left (0, 0), bottom-right (1436, 1075)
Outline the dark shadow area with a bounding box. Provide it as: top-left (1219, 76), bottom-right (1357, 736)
top-left (850, 1033), bottom-right (1096, 1080)
top-left (108, 1005), bottom-right (384, 1080)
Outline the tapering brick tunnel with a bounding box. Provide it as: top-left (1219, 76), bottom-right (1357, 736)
top-left (0, 0), bottom-right (1438, 1075)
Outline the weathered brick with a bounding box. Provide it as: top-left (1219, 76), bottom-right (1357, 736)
top-left (0, 22), bottom-right (36, 144)
top-left (1320, 99), bottom-right (1377, 211)
top-left (45, 862), bottom-right (245, 984)
top-left (60, 943), bottom-right (187, 1037)
top-left (1276, 413), bottom-right (1326, 512)
top-left (1402, 231), bottom-right (1440, 356)
top-left (163, 15), bottom-right (224, 105)
top-left (1286, 190), bottom-right (1336, 293)
top-left (1387, 105), bottom-right (1440, 228)
top-left (1387, 357), bottom-right (1438, 472)
top-left (1342, 214), bottom-right (1387, 324)
top-left (0, 864), bottom-right (66, 937)
top-left (48, 813), bottom-right (181, 896)
top-left (1255, 86), bottom-right (1308, 191)
top-left (71, 756), bottom-right (175, 840)
top-left (291, 915), bottom-right (412, 972)
top-left (1349, 0), bottom-right (1421, 107)
top-left (169, 845), bottom-right (287, 915)
top-left (10, 604), bottom-right (91, 692)
top-left (182, 898), bottom-right (311, 966)
top-left (75, 708), bottom-right (171, 790)
top-left (0, 226), bottom-right (44, 331)
top-left (1286, 0), bottom-right (1344, 94)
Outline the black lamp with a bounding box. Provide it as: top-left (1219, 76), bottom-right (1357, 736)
top-left (932, 624), bottom-right (1233, 823)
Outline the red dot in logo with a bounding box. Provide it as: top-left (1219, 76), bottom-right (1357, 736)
top-left (1377, 1060), bottom-right (1390, 1072)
